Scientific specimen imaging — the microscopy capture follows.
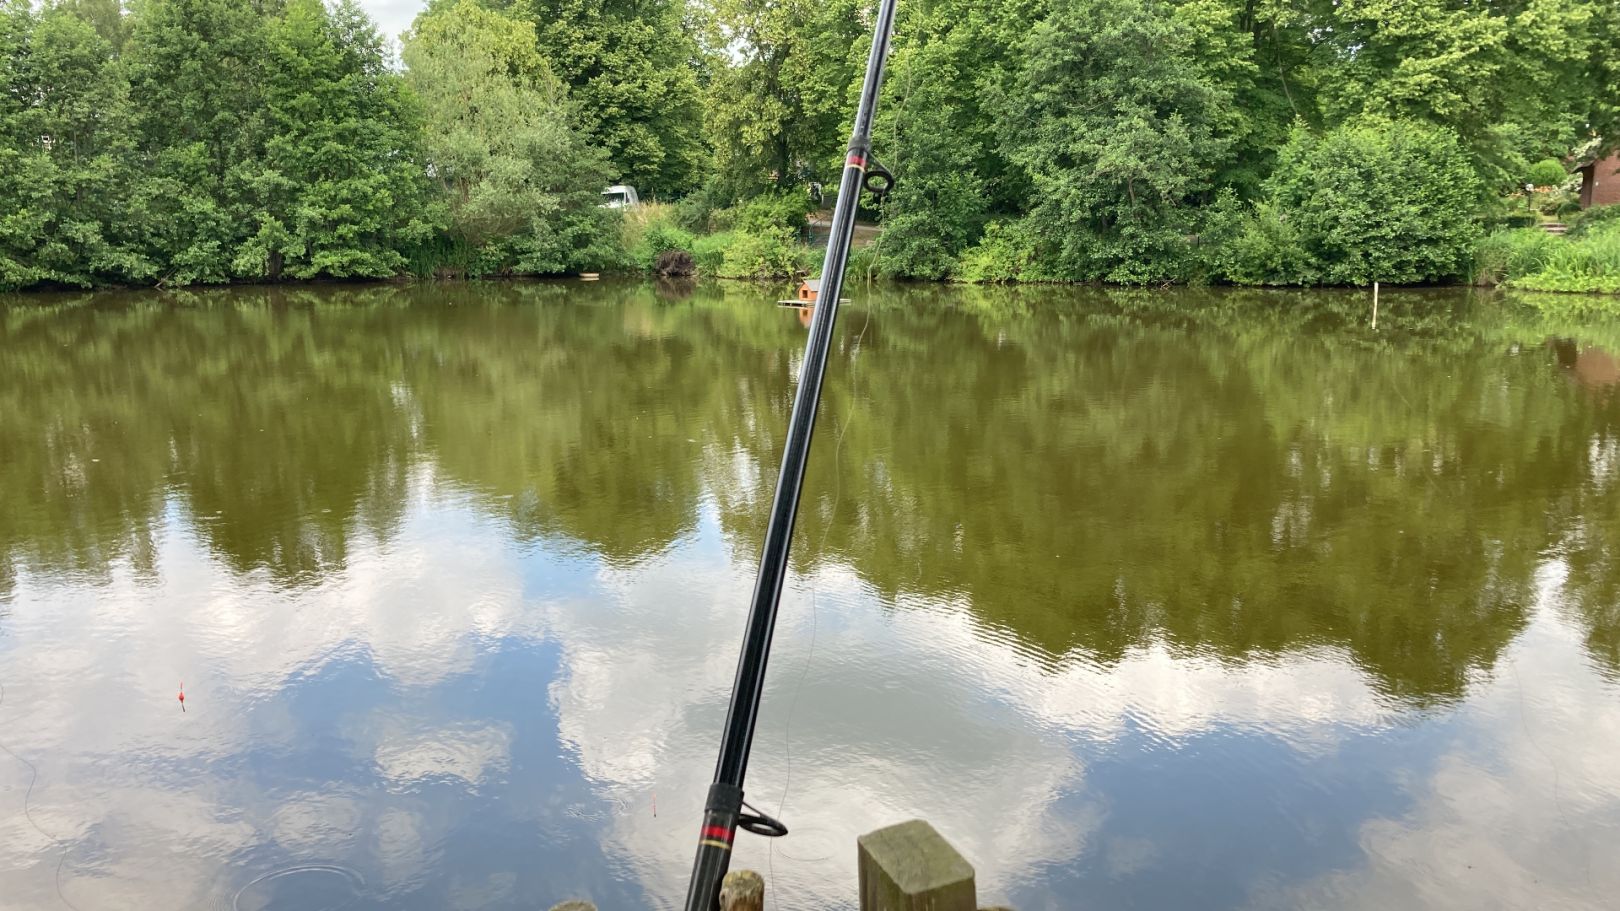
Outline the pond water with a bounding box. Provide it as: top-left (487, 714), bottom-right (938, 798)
top-left (1, 280), bottom-right (1618, 911)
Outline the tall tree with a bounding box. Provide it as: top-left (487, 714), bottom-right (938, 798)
top-left (1299, 0), bottom-right (1600, 188)
top-left (867, 0), bottom-right (1049, 278)
top-left (698, 0), bottom-right (865, 200)
top-left (403, 0), bottom-right (615, 275)
top-left (998, 0), bottom-right (1238, 282)
top-left (425, 0), bottom-right (706, 197)
top-left (55, 0), bottom-right (128, 48)
top-left (0, 1), bottom-right (148, 290)
top-left (123, 0), bottom-right (279, 284)
top-left (237, 0), bottom-right (434, 279)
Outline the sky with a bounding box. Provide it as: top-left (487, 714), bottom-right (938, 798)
top-left (358, 0), bottom-right (425, 42)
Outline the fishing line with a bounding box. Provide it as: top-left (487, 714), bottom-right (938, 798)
top-left (766, 292), bottom-right (875, 908)
top-left (0, 683), bottom-right (84, 911)
top-left (765, 24), bottom-right (911, 901)
top-left (683, 5), bottom-right (900, 902)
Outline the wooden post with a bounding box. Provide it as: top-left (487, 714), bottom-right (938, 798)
top-left (858, 820), bottom-right (976, 911)
top-left (720, 869), bottom-right (765, 911)
top-left (547, 902), bottom-right (596, 911)
top-left (1372, 281), bottom-right (1379, 329)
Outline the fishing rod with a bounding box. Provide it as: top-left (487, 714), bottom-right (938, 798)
top-left (680, 0), bottom-right (900, 908)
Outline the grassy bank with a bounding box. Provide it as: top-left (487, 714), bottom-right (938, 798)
top-left (1473, 210), bottom-right (1620, 295)
top-left (619, 197), bottom-right (819, 281)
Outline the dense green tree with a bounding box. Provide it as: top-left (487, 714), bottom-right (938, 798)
top-left (522, 0), bottom-right (705, 197)
top-left (0, 1), bottom-right (148, 290)
top-left (1175, 0), bottom-right (1300, 197)
top-left (426, 0), bottom-right (706, 197)
top-left (122, 0), bottom-right (278, 284)
top-left (1296, 0), bottom-right (1601, 188)
top-left (1237, 118), bottom-right (1484, 286)
top-left (997, 0), bottom-right (1238, 282)
top-left (55, 0), bottom-right (128, 47)
top-left (1, 0), bottom-right (1617, 290)
top-left (865, 0), bottom-right (1045, 279)
top-left (867, 38), bottom-right (987, 279)
top-left (1590, 1), bottom-right (1620, 152)
top-left (402, 0), bottom-right (616, 275)
top-left (236, 0), bottom-right (435, 279)
top-left (698, 0), bottom-right (866, 200)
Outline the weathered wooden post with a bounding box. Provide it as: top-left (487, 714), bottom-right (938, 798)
top-left (547, 902), bottom-right (597, 911)
top-left (720, 869), bottom-right (766, 911)
top-left (858, 820), bottom-right (976, 911)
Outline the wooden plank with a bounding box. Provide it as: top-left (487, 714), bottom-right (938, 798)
top-left (858, 819), bottom-right (976, 911)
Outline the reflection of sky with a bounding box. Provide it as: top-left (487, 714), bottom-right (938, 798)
top-left (4, 469), bottom-right (1619, 910)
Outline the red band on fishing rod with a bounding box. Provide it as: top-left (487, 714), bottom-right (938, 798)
top-left (702, 825), bottom-right (734, 844)
top-left (846, 154), bottom-right (866, 168)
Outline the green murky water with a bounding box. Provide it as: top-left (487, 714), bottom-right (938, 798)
top-left (1, 280), bottom-right (1617, 910)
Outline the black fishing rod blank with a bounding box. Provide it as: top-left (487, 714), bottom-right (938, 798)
top-left (680, 1), bottom-right (900, 908)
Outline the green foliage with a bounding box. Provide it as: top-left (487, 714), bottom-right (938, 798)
top-left (4, 0), bottom-right (1618, 291)
top-left (698, 0), bottom-right (865, 201)
top-left (1242, 119), bottom-right (1484, 286)
top-left (673, 187), bottom-right (725, 234)
top-left (435, 0), bottom-right (705, 197)
top-left (1510, 225), bottom-right (1620, 294)
top-left (621, 202), bottom-right (696, 271)
top-left (0, 1), bottom-right (149, 290)
top-left (954, 219), bottom-right (1063, 284)
top-left (1472, 228), bottom-right (1562, 287)
top-left (1568, 205), bottom-right (1620, 238)
top-left (239, 0), bottom-right (436, 280)
top-left (1209, 203), bottom-right (1313, 287)
top-left (866, 25), bottom-right (989, 280)
top-left (997, 0), bottom-right (1237, 284)
top-left (691, 231), bottom-right (734, 274)
top-left (1470, 223), bottom-right (1620, 294)
top-left (403, 0), bottom-right (615, 276)
top-left (711, 192), bottom-right (812, 235)
top-left (1527, 158), bottom-right (1570, 188)
top-left (123, 0), bottom-right (276, 285)
top-left (1310, 0), bottom-right (1601, 189)
top-left (716, 226), bottom-right (803, 279)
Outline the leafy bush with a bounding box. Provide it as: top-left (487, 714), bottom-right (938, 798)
top-left (953, 219), bottom-right (1064, 283)
top-left (1253, 118), bottom-right (1484, 285)
top-left (640, 223), bottom-right (696, 261)
top-left (616, 202), bottom-right (697, 271)
top-left (1568, 204), bottom-right (1620, 238)
top-left (999, 0), bottom-right (1236, 284)
top-left (1527, 158), bottom-right (1570, 188)
top-left (1216, 203), bottom-right (1315, 286)
top-left (1512, 225), bottom-right (1620, 294)
top-left (867, 38), bottom-right (990, 280)
top-left (1472, 228), bottom-right (1562, 286)
top-left (673, 183), bottom-right (730, 233)
top-left (712, 192), bottom-right (813, 236)
top-left (1489, 214), bottom-right (1540, 230)
top-left (717, 226), bottom-right (804, 279)
top-left (692, 232), bottom-right (734, 274)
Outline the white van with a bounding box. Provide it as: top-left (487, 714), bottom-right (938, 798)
top-left (601, 185), bottom-right (640, 209)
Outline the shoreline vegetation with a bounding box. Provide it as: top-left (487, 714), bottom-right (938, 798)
top-left (2, 0), bottom-right (1618, 300)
